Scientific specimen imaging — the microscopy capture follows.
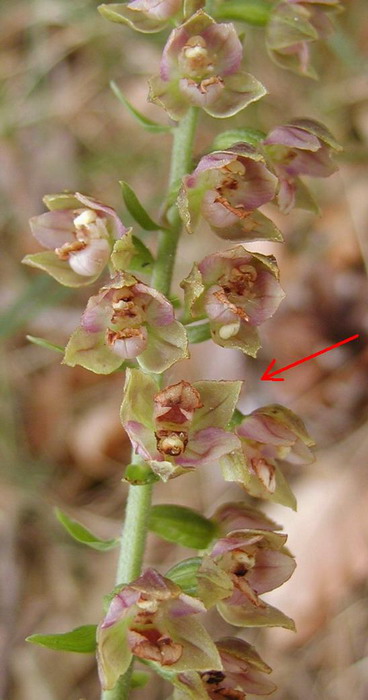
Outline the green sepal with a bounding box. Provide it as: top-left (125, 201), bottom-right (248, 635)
top-left (214, 0), bottom-right (272, 26)
top-left (26, 625), bottom-right (97, 653)
top-left (166, 557), bottom-right (202, 596)
top-left (110, 81), bottom-right (171, 133)
top-left (120, 180), bottom-right (168, 231)
top-left (149, 505), bottom-right (219, 549)
top-left (185, 322), bottom-right (211, 344)
top-left (55, 508), bottom-right (120, 551)
top-left (183, 0), bottom-right (205, 19)
top-left (26, 335), bottom-right (64, 354)
top-left (130, 236), bottom-right (155, 273)
top-left (43, 193), bottom-right (81, 210)
top-left (123, 462), bottom-right (159, 485)
top-left (211, 128), bottom-right (266, 151)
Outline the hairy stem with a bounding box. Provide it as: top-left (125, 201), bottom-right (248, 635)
top-left (151, 107), bottom-right (198, 296)
top-left (100, 107), bottom-right (199, 700)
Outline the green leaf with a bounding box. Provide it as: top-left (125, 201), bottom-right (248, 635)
top-left (214, 0), bottom-right (272, 26)
top-left (149, 505), bottom-right (218, 549)
top-left (185, 322), bottom-right (211, 344)
top-left (120, 181), bottom-right (166, 232)
top-left (55, 508), bottom-right (120, 551)
top-left (166, 557), bottom-right (202, 595)
top-left (110, 81), bottom-right (171, 133)
top-left (131, 671), bottom-right (150, 689)
top-left (129, 236), bottom-right (155, 273)
top-left (212, 128), bottom-right (266, 151)
top-left (26, 335), bottom-right (64, 354)
top-left (123, 462), bottom-right (159, 485)
top-left (26, 625), bottom-right (97, 653)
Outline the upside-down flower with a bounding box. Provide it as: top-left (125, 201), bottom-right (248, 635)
top-left (178, 143), bottom-right (282, 242)
top-left (263, 118), bottom-right (341, 213)
top-left (23, 192), bottom-right (127, 286)
top-left (266, 0), bottom-right (342, 78)
top-left (181, 246), bottom-right (284, 357)
top-left (97, 568), bottom-right (221, 691)
top-left (221, 404), bottom-right (315, 510)
top-left (197, 527), bottom-right (296, 629)
top-left (63, 272), bottom-right (188, 374)
top-left (98, 0), bottom-right (182, 33)
top-left (120, 369), bottom-right (241, 480)
top-left (149, 10), bottom-right (266, 120)
top-left (173, 638), bottom-right (276, 699)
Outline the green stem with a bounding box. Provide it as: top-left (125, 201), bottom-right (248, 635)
top-left (101, 108), bottom-right (199, 700)
top-left (151, 107), bottom-right (198, 296)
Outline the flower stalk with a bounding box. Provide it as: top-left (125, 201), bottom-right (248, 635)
top-left (100, 107), bottom-right (200, 700)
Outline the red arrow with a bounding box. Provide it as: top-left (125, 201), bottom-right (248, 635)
top-left (261, 334), bottom-right (360, 381)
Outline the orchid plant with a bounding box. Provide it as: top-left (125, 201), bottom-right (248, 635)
top-left (24, 1), bottom-right (342, 698)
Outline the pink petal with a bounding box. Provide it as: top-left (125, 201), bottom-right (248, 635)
top-left (177, 427), bottom-right (240, 467)
top-left (75, 192), bottom-right (127, 239)
top-left (29, 210), bottom-right (76, 249)
top-left (68, 238), bottom-right (111, 277)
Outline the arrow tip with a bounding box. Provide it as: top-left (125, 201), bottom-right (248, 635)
top-left (261, 359), bottom-right (284, 382)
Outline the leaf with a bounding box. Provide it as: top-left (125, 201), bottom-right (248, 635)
top-left (149, 505), bottom-right (218, 549)
top-left (228, 408), bottom-right (246, 430)
top-left (214, 0), bottom-right (272, 26)
top-left (123, 462), bottom-right (159, 485)
top-left (120, 181), bottom-right (166, 232)
top-left (110, 81), bottom-right (171, 133)
top-left (185, 322), bottom-right (211, 344)
top-left (55, 508), bottom-right (120, 551)
top-left (166, 557), bottom-right (202, 595)
top-left (26, 625), bottom-right (97, 653)
top-left (211, 128), bottom-right (266, 151)
top-left (26, 335), bottom-right (64, 354)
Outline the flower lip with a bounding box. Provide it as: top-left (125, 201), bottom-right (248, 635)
top-left (154, 381), bottom-right (203, 425)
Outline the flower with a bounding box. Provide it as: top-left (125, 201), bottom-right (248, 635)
top-left (23, 192), bottom-right (127, 287)
top-left (178, 143), bottom-right (282, 242)
top-left (263, 117), bottom-right (341, 213)
top-left (197, 526), bottom-right (296, 629)
top-left (63, 272), bottom-right (188, 374)
top-left (221, 404), bottom-right (315, 509)
top-left (173, 638), bottom-right (276, 699)
top-left (149, 10), bottom-right (266, 120)
top-left (266, 0), bottom-right (342, 79)
top-left (98, 0), bottom-right (182, 34)
top-left (120, 368), bottom-right (242, 480)
top-left (181, 246), bottom-right (284, 357)
top-left (97, 568), bottom-right (221, 690)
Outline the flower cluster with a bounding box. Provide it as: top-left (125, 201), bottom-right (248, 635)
top-left (23, 0), bottom-right (342, 696)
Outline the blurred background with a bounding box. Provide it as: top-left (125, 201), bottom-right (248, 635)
top-left (1, 0), bottom-right (368, 698)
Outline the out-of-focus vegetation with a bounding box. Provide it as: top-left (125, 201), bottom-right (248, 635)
top-left (1, 1), bottom-right (368, 698)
